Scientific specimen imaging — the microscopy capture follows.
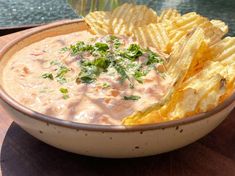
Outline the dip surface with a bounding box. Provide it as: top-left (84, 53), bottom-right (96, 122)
top-left (3, 30), bottom-right (172, 125)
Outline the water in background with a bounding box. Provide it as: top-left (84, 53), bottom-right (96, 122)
top-left (0, 0), bottom-right (235, 36)
top-left (0, 0), bottom-right (78, 27)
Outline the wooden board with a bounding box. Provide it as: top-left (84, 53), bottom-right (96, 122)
top-left (0, 22), bottom-right (235, 176)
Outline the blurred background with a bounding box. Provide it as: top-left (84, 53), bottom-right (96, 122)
top-left (0, 0), bottom-right (235, 35)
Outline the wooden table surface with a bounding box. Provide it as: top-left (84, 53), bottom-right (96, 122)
top-left (0, 25), bottom-right (235, 176)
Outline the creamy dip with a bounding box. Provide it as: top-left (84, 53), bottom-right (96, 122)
top-left (3, 31), bottom-right (172, 125)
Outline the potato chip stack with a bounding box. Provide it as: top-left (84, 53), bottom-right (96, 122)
top-left (84, 3), bottom-right (235, 125)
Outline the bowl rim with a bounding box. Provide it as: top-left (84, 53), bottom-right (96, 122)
top-left (0, 19), bottom-right (234, 132)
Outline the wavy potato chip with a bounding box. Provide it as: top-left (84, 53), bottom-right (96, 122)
top-left (211, 37), bottom-right (235, 65)
top-left (183, 41), bottom-right (212, 79)
top-left (166, 28), bottom-right (205, 86)
top-left (199, 19), bottom-right (225, 46)
top-left (156, 62), bottom-right (227, 120)
top-left (167, 12), bottom-right (225, 50)
top-left (133, 23), bottom-right (169, 51)
top-left (168, 29), bottom-right (186, 43)
top-left (198, 79), bottom-right (227, 112)
top-left (224, 63), bottom-right (235, 99)
top-left (182, 57), bottom-right (234, 113)
top-left (185, 62), bottom-right (228, 111)
top-left (159, 8), bottom-right (181, 22)
top-left (170, 74), bottom-right (226, 119)
top-left (209, 37), bottom-right (235, 99)
top-left (183, 61), bottom-right (224, 85)
top-left (211, 19), bottom-right (228, 34)
top-left (84, 11), bottom-right (111, 35)
top-left (111, 3), bottom-right (158, 36)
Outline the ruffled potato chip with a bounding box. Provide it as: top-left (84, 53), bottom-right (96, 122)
top-left (166, 28), bottom-right (205, 87)
top-left (211, 19), bottom-right (228, 34)
top-left (170, 74), bottom-right (226, 119)
top-left (167, 12), bottom-right (225, 52)
top-left (183, 41), bottom-right (212, 80)
top-left (133, 23), bottom-right (169, 51)
top-left (159, 8), bottom-right (181, 22)
top-left (210, 37), bottom-right (235, 99)
top-left (198, 78), bottom-right (227, 112)
top-left (111, 3), bottom-right (158, 36)
top-left (211, 37), bottom-right (235, 65)
top-left (84, 11), bottom-right (111, 35)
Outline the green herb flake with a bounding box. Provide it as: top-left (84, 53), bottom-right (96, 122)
top-left (122, 44), bottom-right (143, 61)
top-left (60, 87), bottom-right (68, 94)
top-left (114, 64), bottom-right (129, 82)
top-left (60, 47), bottom-right (68, 52)
top-left (63, 94), bottom-right (69, 99)
top-left (94, 42), bottom-right (109, 52)
top-left (106, 35), bottom-right (122, 49)
top-left (59, 87), bottom-right (69, 99)
top-left (133, 70), bottom-right (146, 83)
top-left (123, 95), bottom-right (141, 101)
top-left (57, 77), bottom-right (67, 84)
top-left (77, 56), bottom-right (111, 84)
top-left (80, 75), bottom-right (95, 84)
top-left (78, 64), bottom-right (100, 84)
top-left (102, 82), bottom-right (110, 88)
top-left (50, 60), bottom-right (61, 66)
top-left (69, 41), bottom-right (94, 56)
top-left (56, 66), bottom-right (70, 78)
top-left (146, 50), bottom-right (163, 65)
top-left (93, 57), bottom-right (110, 70)
top-left (42, 73), bottom-right (54, 80)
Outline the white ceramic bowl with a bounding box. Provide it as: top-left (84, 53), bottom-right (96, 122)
top-left (0, 19), bottom-right (234, 158)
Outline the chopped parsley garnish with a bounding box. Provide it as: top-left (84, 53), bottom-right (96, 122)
top-left (60, 47), bottom-right (68, 52)
top-left (46, 61), bottom-right (71, 84)
top-left (69, 41), bottom-right (93, 55)
top-left (56, 66), bottom-right (70, 78)
top-left (59, 87), bottom-right (69, 99)
top-left (43, 36), bottom-right (164, 90)
top-left (102, 82), bottom-right (110, 88)
top-left (79, 72), bottom-right (97, 84)
top-left (93, 57), bottom-right (110, 71)
top-left (114, 64), bottom-right (129, 83)
top-left (146, 50), bottom-right (163, 65)
top-left (121, 44), bottom-right (143, 61)
top-left (94, 42), bottom-right (109, 52)
top-left (77, 58), bottom-right (110, 84)
top-left (66, 39), bottom-right (163, 86)
top-left (50, 60), bottom-right (61, 66)
top-left (124, 95), bottom-right (141, 101)
top-left (134, 70), bottom-right (147, 83)
top-left (106, 35), bottom-right (122, 49)
top-left (60, 87), bottom-right (68, 93)
top-left (42, 73), bottom-right (54, 80)
top-left (57, 77), bottom-right (67, 84)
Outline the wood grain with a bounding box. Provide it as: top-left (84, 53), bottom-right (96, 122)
top-left (0, 23), bottom-right (235, 176)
